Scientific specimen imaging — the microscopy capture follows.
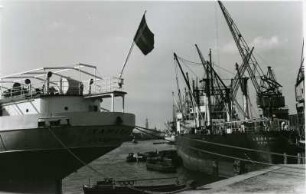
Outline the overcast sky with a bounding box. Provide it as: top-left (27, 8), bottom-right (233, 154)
top-left (0, 1), bottom-right (304, 129)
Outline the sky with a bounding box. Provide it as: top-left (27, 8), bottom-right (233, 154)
top-left (0, 0), bottom-right (304, 129)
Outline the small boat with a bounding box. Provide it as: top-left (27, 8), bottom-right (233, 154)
top-left (158, 150), bottom-right (182, 167)
top-left (136, 152), bottom-right (147, 162)
top-left (144, 151), bottom-right (159, 158)
top-left (153, 141), bottom-right (167, 145)
top-left (131, 136), bottom-right (138, 144)
top-left (164, 134), bottom-right (176, 144)
top-left (146, 157), bottom-right (177, 173)
top-left (126, 153), bottom-right (147, 163)
top-left (126, 153), bottom-right (137, 162)
top-left (83, 177), bottom-right (191, 194)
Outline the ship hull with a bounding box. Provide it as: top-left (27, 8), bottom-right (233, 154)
top-left (0, 146), bottom-right (116, 193)
top-left (176, 131), bottom-right (303, 178)
top-left (0, 125), bottom-right (134, 179)
top-left (0, 112), bottom-right (135, 193)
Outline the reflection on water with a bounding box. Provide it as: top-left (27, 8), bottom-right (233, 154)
top-left (63, 140), bottom-right (217, 194)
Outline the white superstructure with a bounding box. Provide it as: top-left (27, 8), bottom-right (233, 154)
top-left (0, 64), bottom-right (135, 193)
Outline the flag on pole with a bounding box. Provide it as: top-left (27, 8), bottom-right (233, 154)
top-left (133, 14), bottom-right (154, 55)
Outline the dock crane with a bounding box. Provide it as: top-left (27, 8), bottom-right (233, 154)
top-left (295, 40), bottom-right (304, 135)
top-left (218, 0), bottom-right (288, 119)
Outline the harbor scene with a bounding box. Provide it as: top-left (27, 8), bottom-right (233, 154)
top-left (62, 140), bottom-right (219, 194)
top-left (0, 1), bottom-right (305, 193)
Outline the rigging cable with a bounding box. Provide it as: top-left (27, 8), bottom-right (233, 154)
top-left (135, 125), bottom-right (305, 162)
top-left (183, 136), bottom-right (303, 159)
top-left (214, 0), bottom-right (221, 67)
top-left (179, 59), bottom-right (199, 78)
top-left (134, 126), bottom-right (305, 175)
top-left (177, 55), bottom-right (236, 76)
top-left (180, 144), bottom-right (305, 177)
top-left (47, 126), bottom-right (106, 177)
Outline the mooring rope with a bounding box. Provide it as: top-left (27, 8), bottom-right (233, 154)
top-left (182, 136), bottom-right (303, 159)
top-left (136, 126), bottom-right (305, 171)
top-left (178, 144), bottom-right (305, 175)
top-left (47, 126), bottom-right (106, 177)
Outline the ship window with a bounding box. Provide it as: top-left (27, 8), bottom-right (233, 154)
top-left (26, 109), bottom-right (29, 112)
top-left (64, 106), bottom-right (68, 111)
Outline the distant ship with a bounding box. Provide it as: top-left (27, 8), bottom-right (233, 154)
top-left (0, 64), bottom-right (135, 193)
top-left (173, 1), bottom-right (304, 178)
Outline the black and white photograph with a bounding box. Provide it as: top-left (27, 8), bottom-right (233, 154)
top-left (0, 0), bottom-right (304, 193)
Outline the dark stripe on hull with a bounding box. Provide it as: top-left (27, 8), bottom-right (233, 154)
top-left (0, 146), bottom-right (116, 180)
top-left (0, 125), bottom-right (134, 181)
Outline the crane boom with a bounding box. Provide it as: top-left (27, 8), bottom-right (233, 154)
top-left (218, 1), bottom-right (282, 94)
top-left (218, 0), bottom-right (288, 119)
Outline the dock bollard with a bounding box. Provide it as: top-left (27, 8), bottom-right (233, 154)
top-left (283, 153), bottom-right (287, 164)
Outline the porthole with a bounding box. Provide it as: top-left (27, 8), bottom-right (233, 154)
top-left (26, 109), bottom-right (29, 112)
top-left (64, 106), bottom-right (68, 111)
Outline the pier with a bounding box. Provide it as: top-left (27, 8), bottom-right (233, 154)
top-left (180, 164), bottom-right (305, 193)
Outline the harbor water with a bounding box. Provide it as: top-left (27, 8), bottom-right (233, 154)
top-left (63, 140), bottom-right (219, 194)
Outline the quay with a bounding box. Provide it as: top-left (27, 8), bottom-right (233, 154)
top-left (180, 164), bottom-right (305, 194)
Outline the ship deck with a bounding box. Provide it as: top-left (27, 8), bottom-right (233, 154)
top-left (179, 164), bottom-right (305, 193)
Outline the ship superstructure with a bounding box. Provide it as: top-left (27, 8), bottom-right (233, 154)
top-left (174, 1), bottom-right (304, 178)
top-left (0, 64), bottom-right (135, 193)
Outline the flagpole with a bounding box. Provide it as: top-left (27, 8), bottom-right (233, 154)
top-left (119, 10), bottom-right (147, 79)
top-left (119, 41), bottom-right (136, 78)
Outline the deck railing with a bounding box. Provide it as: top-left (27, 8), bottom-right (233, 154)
top-left (0, 77), bottom-right (124, 100)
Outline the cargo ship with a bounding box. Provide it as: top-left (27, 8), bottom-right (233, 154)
top-left (173, 1), bottom-right (304, 178)
top-left (0, 64), bottom-right (135, 193)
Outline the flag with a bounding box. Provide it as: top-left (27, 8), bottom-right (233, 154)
top-left (133, 14), bottom-right (154, 55)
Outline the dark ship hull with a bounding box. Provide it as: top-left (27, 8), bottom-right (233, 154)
top-left (176, 130), bottom-right (303, 178)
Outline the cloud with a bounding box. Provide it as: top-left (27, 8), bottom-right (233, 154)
top-left (251, 36), bottom-right (287, 50)
top-left (220, 41), bottom-right (237, 54)
top-left (220, 36), bottom-right (288, 54)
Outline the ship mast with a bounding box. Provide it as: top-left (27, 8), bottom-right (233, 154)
top-left (195, 45), bottom-right (232, 124)
top-left (174, 53), bottom-right (201, 129)
top-left (195, 45), bottom-right (212, 127)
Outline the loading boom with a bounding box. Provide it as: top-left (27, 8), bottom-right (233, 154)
top-left (218, 0), bottom-right (288, 119)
